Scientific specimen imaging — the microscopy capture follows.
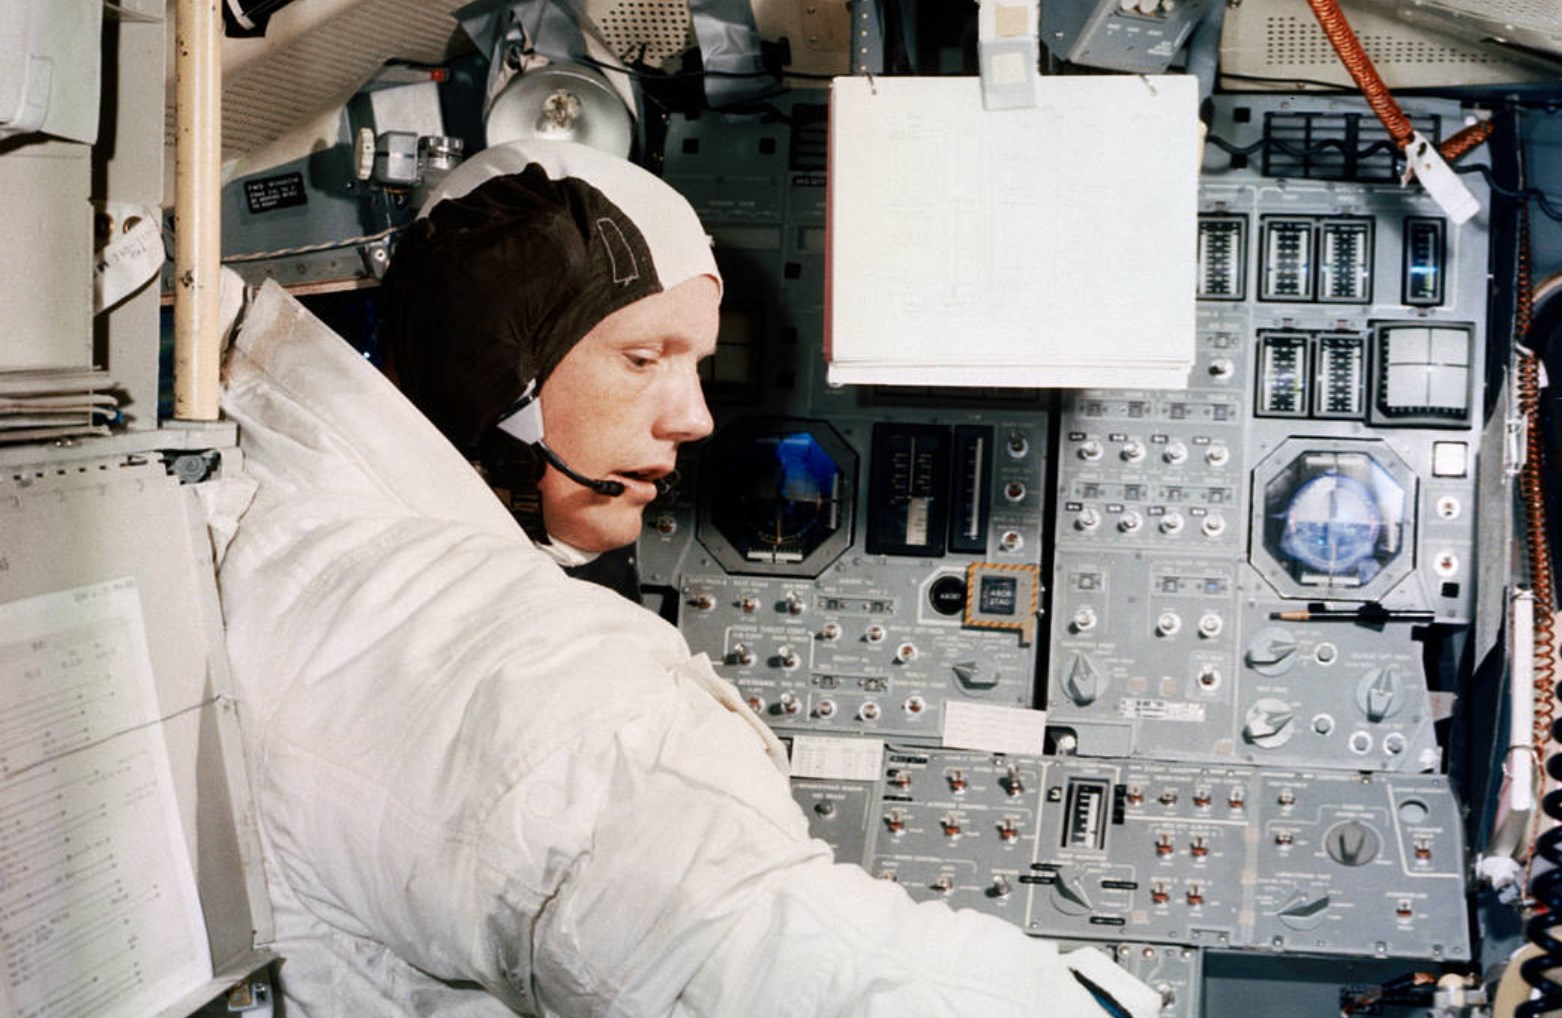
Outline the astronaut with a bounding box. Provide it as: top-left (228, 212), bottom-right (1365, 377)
top-left (214, 139), bottom-right (1159, 1017)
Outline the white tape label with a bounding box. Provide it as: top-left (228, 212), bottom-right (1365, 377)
top-left (790, 735), bottom-right (885, 781)
top-left (942, 701), bottom-right (1048, 754)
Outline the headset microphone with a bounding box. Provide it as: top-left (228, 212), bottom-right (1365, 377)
top-left (495, 381), bottom-right (681, 499)
top-left (535, 441), bottom-right (626, 497)
top-left (496, 381), bottom-right (625, 497)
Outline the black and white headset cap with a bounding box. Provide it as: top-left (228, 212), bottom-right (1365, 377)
top-left (380, 139), bottom-right (721, 452)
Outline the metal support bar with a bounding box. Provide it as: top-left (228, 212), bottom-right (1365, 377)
top-left (173, 0), bottom-right (223, 422)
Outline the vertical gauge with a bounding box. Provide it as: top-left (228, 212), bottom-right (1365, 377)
top-left (1063, 778), bottom-right (1112, 851)
top-left (1403, 217), bottom-right (1447, 307)
top-left (1317, 218), bottom-right (1373, 304)
top-left (1260, 217), bottom-right (1315, 302)
top-left (1256, 332), bottom-right (1310, 417)
top-left (867, 423), bottom-right (951, 557)
top-left (1197, 214), bottom-right (1247, 301)
top-left (949, 425), bottom-right (994, 554)
top-left (1313, 333), bottom-right (1366, 419)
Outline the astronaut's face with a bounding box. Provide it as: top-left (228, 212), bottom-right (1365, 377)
top-left (538, 275), bottom-right (718, 553)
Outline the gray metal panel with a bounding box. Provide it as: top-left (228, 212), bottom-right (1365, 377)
top-left (665, 88), bottom-right (1480, 1003)
top-left (643, 96), bottom-right (1053, 741)
top-left (95, 2), bottom-right (168, 426)
top-left (1047, 94), bottom-right (1489, 773)
top-left (790, 745), bottom-right (1469, 961)
top-left (1058, 940), bottom-right (1203, 1018)
top-left (1042, 0), bottom-right (1213, 73)
top-left (0, 139), bottom-right (92, 370)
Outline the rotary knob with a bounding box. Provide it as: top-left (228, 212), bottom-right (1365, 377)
top-left (1276, 890), bottom-right (1332, 931)
top-left (1243, 698), bottom-right (1297, 748)
top-left (1357, 666), bottom-right (1404, 722)
top-left (1325, 819), bottom-right (1381, 867)
top-left (1062, 651), bottom-right (1103, 706)
top-left (1050, 872), bottom-right (1093, 916)
top-left (1244, 628), bottom-right (1299, 676)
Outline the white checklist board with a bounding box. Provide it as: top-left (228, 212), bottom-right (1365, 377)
top-left (827, 74), bottom-right (1200, 389)
top-left (0, 457), bottom-right (273, 1018)
top-left (0, 580), bottom-right (212, 1018)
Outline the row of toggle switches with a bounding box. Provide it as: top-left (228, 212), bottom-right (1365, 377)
top-left (1069, 608), bottom-right (1227, 638)
top-left (1075, 438), bottom-right (1231, 467)
top-left (1071, 506), bottom-right (1229, 537)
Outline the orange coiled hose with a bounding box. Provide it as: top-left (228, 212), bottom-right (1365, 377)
top-left (1303, 0), bottom-right (1414, 148)
top-left (1442, 120), bottom-right (1497, 163)
top-left (1515, 210), bottom-right (1560, 754)
top-left (1522, 348), bottom-right (1557, 750)
top-left (1304, 0), bottom-right (1494, 163)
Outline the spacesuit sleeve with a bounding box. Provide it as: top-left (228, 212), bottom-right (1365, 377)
top-left (227, 516), bottom-right (1158, 1018)
top-left (497, 652), bottom-right (1164, 1018)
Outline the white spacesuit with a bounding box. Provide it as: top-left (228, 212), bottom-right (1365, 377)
top-left (212, 143), bottom-right (1162, 1018)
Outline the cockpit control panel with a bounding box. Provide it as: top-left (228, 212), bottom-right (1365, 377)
top-left (1047, 95), bottom-right (1486, 773)
top-left (639, 89), bottom-right (1488, 1009)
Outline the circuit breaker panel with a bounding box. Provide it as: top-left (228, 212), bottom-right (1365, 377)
top-left (1047, 95), bottom-right (1488, 773)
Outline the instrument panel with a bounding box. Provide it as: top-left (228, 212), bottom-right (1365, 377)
top-left (1047, 96), bottom-right (1486, 773)
top-left (639, 90), bottom-right (1491, 1010)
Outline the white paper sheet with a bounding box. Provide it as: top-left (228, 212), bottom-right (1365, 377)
top-left (941, 701), bottom-right (1048, 755)
top-left (789, 735), bottom-right (885, 782)
top-left (0, 579), bottom-right (212, 1018)
top-left (827, 74), bottom-right (1199, 389)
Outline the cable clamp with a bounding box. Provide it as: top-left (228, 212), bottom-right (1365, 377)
top-left (1401, 130), bottom-right (1480, 224)
top-left (1505, 412), bottom-right (1528, 477)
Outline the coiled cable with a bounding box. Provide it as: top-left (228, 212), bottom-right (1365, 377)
top-left (1302, 0), bottom-right (1414, 148)
top-left (1302, 0), bottom-right (1493, 165)
top-left (1517, 215), bottom-right (1557, 755)
top-left (1516, 200), bottom-right (1562, 1016)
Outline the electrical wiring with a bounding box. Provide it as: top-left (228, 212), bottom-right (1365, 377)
top-left (1453, 164), bottom-right (1562, 223)
top-left (574, 52), bottom-right (836, 83)
top-left (1217, 70), bottom-right (1355, 93)
top-left (1516, 205), bottom-right (1562, 1018)
top-left (1204, 132), bottom-right (1400, 161)
top-left (1203, 131), bottom-right (1455, 180)
top-left (220, 226), bottom-right (401, 265)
